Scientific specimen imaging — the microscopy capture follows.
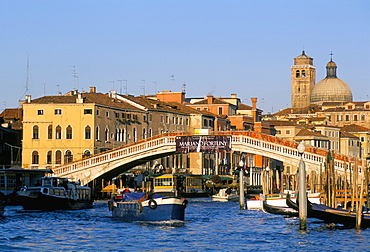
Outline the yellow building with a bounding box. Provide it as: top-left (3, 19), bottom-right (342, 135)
top-left (22, 88), bottom-right (149, 169)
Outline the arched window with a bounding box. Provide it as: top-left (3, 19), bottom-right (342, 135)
top-left (95, 126), bottom-right (100, 141)
top-left (82, 150), bottom-right (91, 158)
top-left (115, 128), bottom-right (119, 141)
top-left (301, 70), bottom-right (306, 77)
top-left (85, 125), bottom-right (91, 139)
top-left (143, 128), bottom-right (147, 139)
top-left (105, 128), bottom-right (109, 142)
top-left (56, 125), bottom-right (62, 139)
top-left (296, 70), bottom-right (300, 78)
top-left (32, 125), bottom-right (39, 139)
top-left (133, 128), bottom-right (137, 142)
top-left (66, 125), bottom-right (73, 139)
top-left (64, 150), bottom-right (73, 164)
top-left (46, 151), bottom-right (52, 164)
top-left (121, 128), bottom-right (125, 143)
top-left (32, 151), bottom-right (39, 164)
top-left (55, 150), bottom-right (62, 164)
top-left (149, 128), bottom-right (152, 137)
top-left (47, 125), bottom-right (52, 139)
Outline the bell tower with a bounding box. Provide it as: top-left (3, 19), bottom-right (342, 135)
top-left (291, 51), bottom-right (316, 109)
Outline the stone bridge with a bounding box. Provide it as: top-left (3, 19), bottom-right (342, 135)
top-left (52, 131), bottom-right (364, 186)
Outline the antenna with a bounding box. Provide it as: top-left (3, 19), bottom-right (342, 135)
top-left (26, 54), bottom-right (29, 95)
top-left (182, 82), bottom-right (186, 93)
top-left (117, 80), bottom-right (123, 94)
top-left (170, 75), bottom-right (175, 91)
top-left (153, 81), bottom-right (157, 93)
top-left (71, 66), bottom-right (78, 90)
top-left (141, 80), bottom-right (145, 96)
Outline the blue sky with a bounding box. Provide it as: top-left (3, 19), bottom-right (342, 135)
top-left (1, 1), bottom-right (369, 114)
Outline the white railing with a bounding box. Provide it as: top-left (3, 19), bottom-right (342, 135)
top-left (52, 131), bottom-right (363, 178)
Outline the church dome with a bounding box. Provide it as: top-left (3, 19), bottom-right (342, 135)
top-left (310, 60), bottom-right (352, 104)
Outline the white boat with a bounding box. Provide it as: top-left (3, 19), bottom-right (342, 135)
top-left (212, 188), bottom-right (239, 202)
top-left (247, 191), bottom-right (321, 210)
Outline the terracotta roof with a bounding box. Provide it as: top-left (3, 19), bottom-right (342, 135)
top-left (340, 130), bottom-right (358, 139)
top-left (193, 96), bottom-right (232, 105)
top-left (0, 108), bottom-right (23, 120)
top-left (341, 124), bottom-right (370, 133)
top-left (295, 128), bottom-right (326, 137)
top-left (237, 103), bottom-right (252, 110)
top-left (29, 93), bottom-right (143, 111)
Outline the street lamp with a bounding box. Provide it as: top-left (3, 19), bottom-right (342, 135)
top-left (239, 159), bottom-right (245, 210)
top-left (297, 141), bottom-right (307, 230)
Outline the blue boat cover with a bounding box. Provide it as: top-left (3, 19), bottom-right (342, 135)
top-left (122, 192), bottom-right (165, 201)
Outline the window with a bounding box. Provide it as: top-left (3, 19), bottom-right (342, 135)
top-left (345, 115), bottom-right (350, 121)
top-left (83, 150), bottom-right (91, 158)
top-left (295, 70), bottom-right (300, 78)
top-left (96, 109), bottom-right (100, 116)
top-left (337, 115), bottom-right (342, 121)
top-left (85, 125), bottom-right (91, 139)
top-left (143, 128), bottom-right (147, 139)
top-left (218, 107), bottom-right (223, 115)
top-left (149, 128), bottom-right (152, 137)
top-left (37, 109), bottom-right (44, 115)
top-left (133, 128), bottom-right (137, 142)
top-left (160, 115), bottom-right (164, 123)
top-left (362, 115), bottom-right (366, 121)
top-left (106, 111), bottom-right (109, 118)
top-left (32, 151), bottom-right (39, 164)
top-left (354, 114), bottom-right (358, 121)
top-left (166, 116), bottom-right (169, 124)
top-left (276, 130), bottom-right (281, 134)
top-left (47, 151), bottom-right (52, 164)
top-left (285, 130), bottom-right (291, 135)
top-left (66, 125), bottom-right (72, 139)
top-left (204, 119), bottom-right (208, 127)
top-left (115, 112), bottom-right (119, 118)
top-left (55, 125), bottom-right (62, 139)
top-left (54, 109), bottom-right (62, 115)
top-left (32, 125), bottom-right (39, 139)
top-left (55, 150), bottom-right (62, 164)
top-left (84, 109), bottom-right (92, 115)
top-left (301, 70), bottom-right (306, 77)
top-left (47, 125), bottom-right (52, 139)
top-left (64, 150), bottom-right (73, 164)
top-left (105, 128), bottom-right (109, 142)
top-left (96, 127), bottom-right (100, 141)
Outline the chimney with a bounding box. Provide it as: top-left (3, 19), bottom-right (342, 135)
top-left (231, 93), bottom-right (237, 98)
top-left (76, 93), bottom-right (83, 103)
top-left (25, 95), bottom-right (31, 103)
top-left (90, 87), bottom-right (96, 93)
top-left (207, 95), bottom-right (213, 104)
top-left (251, 97), bottom-right (258, 122)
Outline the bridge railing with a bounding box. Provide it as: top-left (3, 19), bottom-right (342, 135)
top-left (53, 133), bottom-right (180, 176)
top-left (53, 130), bottom-right (363, 177)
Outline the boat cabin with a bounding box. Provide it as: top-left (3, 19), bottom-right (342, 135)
top-left (153, 174), bottom-right (206, 196)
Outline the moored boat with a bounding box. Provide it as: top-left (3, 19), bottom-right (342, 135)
top-left (108, 192), bottom-right (188, 222)
top-left (262, 200), bottom-right (298, 217)
top-left (16, 177), bottom-right (93, 210)
top-left (247, 191), bottom-right (321, 210)
top-left (308, 203), bottom-right (370, 228)
top-left (212, 188), bottom-right (239, 202)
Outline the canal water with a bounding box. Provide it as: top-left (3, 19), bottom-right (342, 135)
top-left (1, 198), bottom-right (370, 251)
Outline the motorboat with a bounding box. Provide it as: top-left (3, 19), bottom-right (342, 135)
top-left (16, 177), bottom-right (93, 210)
top-left (212, 188), bottom-right (239, 202)
top-left (108, 192), bottom-right (187, 222)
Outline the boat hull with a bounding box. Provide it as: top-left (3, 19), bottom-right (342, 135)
top-left (17, 192), bottom-right (93, 211)
top-left (111, 196), bottom-right (186, 222)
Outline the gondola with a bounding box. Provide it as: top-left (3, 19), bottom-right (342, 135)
top-left (307, 203), bottom-right (370, 228)
top-left (286, 193), bottom-right (299, 211)
top-left (262, 200), bottom-right (298, 217)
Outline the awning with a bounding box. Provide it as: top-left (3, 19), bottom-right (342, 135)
top-left (101, 184), bottom-right (117, 192)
